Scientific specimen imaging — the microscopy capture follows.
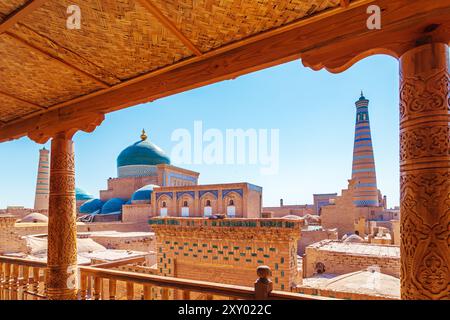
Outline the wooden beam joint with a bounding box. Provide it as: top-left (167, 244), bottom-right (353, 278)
top-left (138, 0), bottom-right (202, 56)
top-left (0, 0), bottom-right (47, 34)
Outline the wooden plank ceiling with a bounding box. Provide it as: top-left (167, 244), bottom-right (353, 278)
top-left (0, 0), bottom-right (449, 143)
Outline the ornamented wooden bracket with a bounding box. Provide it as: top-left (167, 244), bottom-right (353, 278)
top-left (300, 3), bottom-right (450, 73)
top-left (27, 112), bottom-right (105, 144)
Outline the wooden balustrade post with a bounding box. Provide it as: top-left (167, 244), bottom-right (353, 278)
top-left (182, 290), bottom-right (190, 300)
top-left (399, 42), bottom-right (450, 300)
top-left (11, 264), bottom-right (19, 299)
top-left (126, 282), bottom-right (134, 300)
top-left (79, 272), bottom-right (87, 300)
top-left (93, 277), bottom-right (101, 300)
top-left (106, 279), bottom-right (115, 300)
top-left (143, 285), bottom-right (152, 300)
top-left (22, 266), bottom-right (30, 300)
top-left (254, 265), bottom-right (273, 300)
top-left (0, 262), bottom-right (4, 300)
top-left (0, 262), bottom-right (3, 299)
top-left (4, 263), bottom-right (11, 296)
top-left (32, 267), bottom-right (40, 298)
top-left (46, 131), bottom-right (78, 300)
top-left (161, 287), bottom-right (169, 300)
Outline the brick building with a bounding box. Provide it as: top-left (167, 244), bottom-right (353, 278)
top-left (149, 217), bottom-right (303, 291)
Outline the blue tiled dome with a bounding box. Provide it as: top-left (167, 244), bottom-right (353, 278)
top-left (117, 130), bottom-right (170, 168)
top-left (79, 198), bottom-right (104, 214)
top-left (100, 198), bottom-right (126, 214)
top-left (76, 188), bottom-right (94, 201)
top-left (131, 184), bottom-right (158, 203)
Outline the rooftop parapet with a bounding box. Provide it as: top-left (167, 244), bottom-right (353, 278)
top-left (0, 215), bottom-right (18, 229)
top-left (149, 217), bottom-right (303, 239)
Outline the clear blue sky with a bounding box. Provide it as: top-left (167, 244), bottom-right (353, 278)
top-left (0, 55), bottom-right (400, 209)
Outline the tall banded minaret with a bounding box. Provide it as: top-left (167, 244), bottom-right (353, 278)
top-left (351, 92), bottom-right (379, 207)
top-left (34, 147), bottom-right (50, 210)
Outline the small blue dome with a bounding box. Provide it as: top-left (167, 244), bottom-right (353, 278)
top-left (101, 198), bottom-right (126, 214)
top-left (117, 130), bottom-right (170, 168)
top-left (79, 198), bottom-right (104, 214)
top-left (76, 188), bottom-right (94, 201)
top-left (131, 184), bottom-right (158, 203)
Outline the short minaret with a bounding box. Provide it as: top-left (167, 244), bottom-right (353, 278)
top-left (34, 147), bottom-right (50, 210)
top-left (351, 92), bottom-right (379, 207)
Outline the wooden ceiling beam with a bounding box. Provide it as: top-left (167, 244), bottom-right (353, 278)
top-left (138, 0), bottom-right (202, 56)
top-left (0, 0), bottom-right (47, 34)
top-left (1, 0), bottom-right (449, 143)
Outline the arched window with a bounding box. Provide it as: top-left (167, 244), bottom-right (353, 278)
top-left (183, 201), bottom-right (188, 207)
top-left (227, 199), bottom-right (236, 217)
top-left (206, 200), bottom-right (211, 207)
top-left (162, 201), bottom-right (166, 208)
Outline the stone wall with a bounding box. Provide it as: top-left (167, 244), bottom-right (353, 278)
top-left (122, 204), bottom-right (151, 222)
top-left (304, 240), bottom-right (400, 278)
top-left (321, 180), bottom-right (386, 238)
top-left (321, 183), bottom-right (358, 238)
top-left (150, 217), bottom-right (303, 291)
top-left (13, 221), bottom-right (150, 236)
top-left (262, 205), bottom-right (314, 218)
top-left (0, 215), bottom-right (29, 254)
top-left (298, 228), bottom-right (338, 255)
top-left (89, 234), bottom-right (155, 252)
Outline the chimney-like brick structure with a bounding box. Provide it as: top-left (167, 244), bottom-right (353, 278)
top-left (34, 147), bottom-right (50, 210)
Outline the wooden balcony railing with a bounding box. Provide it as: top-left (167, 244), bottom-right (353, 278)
top-left (78, 265), bottom-right (332, 300)
top-left (0, 256), bottom-right (47, 300)
top-left (0, 255), bottom-right (334, 300)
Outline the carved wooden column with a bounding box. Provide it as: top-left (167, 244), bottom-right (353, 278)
top-left (46, 131), bottom-right (78, 300)
top-left (399, 42), bottom-right (449, 300)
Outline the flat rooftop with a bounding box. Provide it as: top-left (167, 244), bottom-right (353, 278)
top-left (308, 240), bottom-right (400, 258)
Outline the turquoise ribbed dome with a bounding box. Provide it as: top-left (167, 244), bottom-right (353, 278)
top-left (117, 130), bottom-right (170, 168)
top-left (131, 184), bottom-right (158, 203)
top-left (101, 198), bottom-right (126, 214)
top-left (76, 188), bottom-right (94, 201)
top-left (79, 199), bottom-right (104, 214)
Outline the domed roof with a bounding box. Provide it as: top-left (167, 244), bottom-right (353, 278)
top-left (79, 199), bottom-right (104, 214)
top-left (131, 184), bottom-right (159, 203)
top-left (343, 234), bottom-right (365, 243)
top-left (20, 212), bottom-right (48, 223)
top-left (76, 188), bottom-right (94, 201)
top-left (282, 215), bottom-right (302, 220)
top-left (100, 198), bottom-right (126, 214)
top-left (117, 130), bottom-right (170, 168)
